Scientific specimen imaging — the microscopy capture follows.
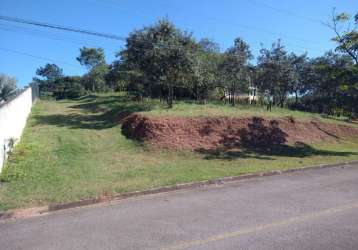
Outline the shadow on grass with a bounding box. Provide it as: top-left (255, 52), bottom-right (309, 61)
top-left (320, 115), bottom-right (358, 125)
top-left (196, 142), bottom-right (357, 161)
top-left (196, 117), bottom-right (356, 160)
top-left (34, 95), bottom-right (152, 130)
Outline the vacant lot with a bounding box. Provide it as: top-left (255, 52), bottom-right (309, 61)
top-left (1, 93), bottom-right (358, 211)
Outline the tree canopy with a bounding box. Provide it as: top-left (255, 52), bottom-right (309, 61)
top-left (77, 47), bottom-right (106, 69)
top-left (26, 13), bottom-right (358, 118)
top-left (329, 9), bottom-right (358, 64)
top-left (219, 38), bottom-right (252, 106)
top-left (0, 74), bottom-right (17, 102)
top-left (35, 63), bottom-right (63, 81)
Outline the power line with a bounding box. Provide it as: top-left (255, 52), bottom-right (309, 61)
top-left (0, 13), bottom-right (328, 62)
top-left (0, 22), bottom-right (119, 52)
top-left (0, 15), bottom-right (126, 41)
top-left (0, 13), bottom-right (327, 55)
top-left (0, 11), bottom-right (202, 52)
top-left (91, 3), bottom-right (327, 54)
top-left (0, 47), bottom-right (83, 69)
top-left (88, 0), bottom-right (325, 46)
top-left (245, 0), bottom-right (323, 25)
top-left (0, 15), bottom-right (191, 51)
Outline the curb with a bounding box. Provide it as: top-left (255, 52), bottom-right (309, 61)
top-left (1, 160), bottom-right (358, 221)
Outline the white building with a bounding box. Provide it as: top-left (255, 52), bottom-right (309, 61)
top-left (224, 86), bottom-right (258, 103)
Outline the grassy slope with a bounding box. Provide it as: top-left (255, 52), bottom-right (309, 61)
top-left (0, 93), bottom-right (357, 211)
top-left (143, 100), bottom-right (355, 125)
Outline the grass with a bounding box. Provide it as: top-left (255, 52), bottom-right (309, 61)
top-left (0, 93), bottom-right (358, 211)
top-left (141, 98), bottom-right (357, 126)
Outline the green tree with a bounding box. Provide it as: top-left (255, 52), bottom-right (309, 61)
top-left (219, 38), bottom-right (252, 106)
top-left (256, 40), bottom-right (293, 108)
top-left (120, 19), bottom-right (197, 108)
top-left (329, 10), bottom-right (358, 117)
top-left (35, 63), bottom-right (63, 81)
top-left (329, 9), bottom-right (358, 64)
top-left (192, 38), bottom-right (222, 102)
top-left (34, 63), bottom-right (64, 95)
top-left (77, 47), bottom-right (106, 69)
top-left (53, 76), bottom-right (85, 99)
top-left (77, 47), bottom-right (109, 92)
top-left (106, 60), bottom-right (129, 92)
top-left (0, 74), bottom-right (17, 102)
top-left (82, 64), bottom-right (110, 92)
top-left (288, 53), bottom-right (314, 105)
top-left (309, 51), bottom-right (356, 116)
top-left (198, 38), bottom-right (221, 54)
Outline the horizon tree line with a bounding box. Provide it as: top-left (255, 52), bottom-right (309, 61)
top-left (29, 10), bottom-right (357, 118)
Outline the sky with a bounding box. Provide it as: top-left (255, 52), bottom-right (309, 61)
top-left (0, 0), bottom-right (357, 87)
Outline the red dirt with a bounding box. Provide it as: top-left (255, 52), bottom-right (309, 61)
top-left (122, 114), bottom-right (358, 150)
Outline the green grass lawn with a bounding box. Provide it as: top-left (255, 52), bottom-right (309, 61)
top-left (1, 93), bottom-right (358, 211)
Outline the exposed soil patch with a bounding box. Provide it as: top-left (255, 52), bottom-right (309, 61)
top-left (122, 114), bottom-right (358, 150)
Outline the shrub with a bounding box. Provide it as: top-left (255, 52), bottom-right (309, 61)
top-left (53, 76), bottom-right (85, 99)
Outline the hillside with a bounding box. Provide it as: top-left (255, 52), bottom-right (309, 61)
top-left (1, 93), bottom-right (358, 211)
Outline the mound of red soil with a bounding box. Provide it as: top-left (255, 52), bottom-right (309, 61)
top-left (122, 114), bottom-right (358, 150)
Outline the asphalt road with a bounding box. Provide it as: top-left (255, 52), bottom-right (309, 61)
top-left (1, 164), bottom-right (358, 250)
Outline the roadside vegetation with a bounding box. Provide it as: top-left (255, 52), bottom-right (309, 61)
top-left (0, 74), bottom-right (17, 103)
top-left (0, 94), bottom-right (358, 211)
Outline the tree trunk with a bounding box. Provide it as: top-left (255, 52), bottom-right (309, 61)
top-left (278, 96), bottom-right (284, 108)
top-left (231, 84), bottom-right (236, 106)
top-left (279, 99), bottom-right (284, 108)
top-left (167, 83), bottom-right (173, 108)
top-left (195, 84), bottom-right (199, 102)
top-left (352, 107), bottom-right (357, 120)
top-left (278, 93), bottom-right (285, 108)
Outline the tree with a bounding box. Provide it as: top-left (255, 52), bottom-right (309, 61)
top-left (34, 64), bottom-right (64, 95)
top-left (256, 40), bottom-right (293, 108)
top-left (120, 19), bottom-right (197, 108)
top-left (328, 9), bottom-right (358, 64)
top-left (82, 64), bottom-right (110, 92)
top-left (0, 74), bottom-right (17, 102)
top-left (308, 51), bottom-right (357, 116)
top-left (77, 47), bottom-right (106, 69)
top-left (191, 38), bottom-right (221, 102)
top-left (198, 38), bottom-right (221, 54)
top-left (106, 60), bottom-right (129, 92)
top-left (35, 63), bottom-right (63, 81)
top-left (328, 10), bottom-right (358, 117)
top-left (219, 38), bottom-right (252, 106)
top-left (288, 53), bottom-right (314, 105)
top-left (76, 47), bottom-right (110, 93)
top-left (53, 76), bottom-right (85, 99)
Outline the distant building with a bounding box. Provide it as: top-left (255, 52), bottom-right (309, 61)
top-left (224, 86), bottom-right (258, 103)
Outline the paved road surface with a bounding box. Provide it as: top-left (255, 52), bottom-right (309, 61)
top-left (1, 164), bottom-right (358, 249)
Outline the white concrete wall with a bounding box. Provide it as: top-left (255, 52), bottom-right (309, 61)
top-left (0, 84), bottom-right (39, 172)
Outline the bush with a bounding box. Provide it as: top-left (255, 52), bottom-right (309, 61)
top-left (64, 81), bottom-right (86, 99)
top-left (53, 76), bottom-right (86, 99)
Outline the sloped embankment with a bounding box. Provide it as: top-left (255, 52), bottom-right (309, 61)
top-left (122, 114), bottom-right (358, 150)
